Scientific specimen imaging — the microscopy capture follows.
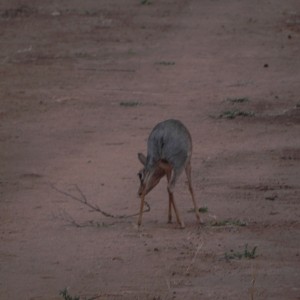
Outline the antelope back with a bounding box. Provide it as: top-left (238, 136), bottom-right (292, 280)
top-left (147, 119), bottom-right (192, 173)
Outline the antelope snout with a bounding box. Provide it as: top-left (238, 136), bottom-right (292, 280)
top-left (138, 185), bottom-right (145, 197)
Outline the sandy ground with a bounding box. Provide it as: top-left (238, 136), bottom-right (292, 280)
top-left (1, 0), bottom-right (300, 299)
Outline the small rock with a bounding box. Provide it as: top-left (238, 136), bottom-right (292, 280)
top-left (51, 10), bottom-right (61, 17)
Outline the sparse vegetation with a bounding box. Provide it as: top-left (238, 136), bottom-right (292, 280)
top-left (226, 97), bottom-right (249, 103)
top-left (219, 110), bottom-right (255, 119)
top-left (140, 0), bottom-right (152, 5)
top-left (127, 49), bottom-right (137, 56)
top-left (59, 288), bottom-right (80, 300)
top-left (188, 206), bottom-right (208, 213)
top-left (244, 244), bottom-right (258, 259)
top-left (199, 206), bottom-right (208, 213)
top-left (225, 244), bottom-right (257, 261)
top-left (155, 61), bottom-right (176, 66)
top-left (119, 101), bottom-right (140, 107)
top-left (210, 219), bottom-right (247, 227)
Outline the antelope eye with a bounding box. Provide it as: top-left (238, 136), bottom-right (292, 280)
top-left (138, 172), bottom-right (142, 180)
top-left (138, 171), bottom-right (145, 182)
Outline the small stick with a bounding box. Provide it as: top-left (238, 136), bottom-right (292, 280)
top-left (50, 183), bottom-right (150, 219)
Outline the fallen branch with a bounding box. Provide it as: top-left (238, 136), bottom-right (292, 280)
top-left (50, 183), bottom-right (150, 220)
top-left (52, 209), bottom-right (116, 228)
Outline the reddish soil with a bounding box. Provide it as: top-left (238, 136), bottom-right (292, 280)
top-left (1, 0), bottom-right (300, 299)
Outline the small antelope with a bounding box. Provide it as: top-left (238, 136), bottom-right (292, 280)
top-left (137, 119), bottom-right (201, 228)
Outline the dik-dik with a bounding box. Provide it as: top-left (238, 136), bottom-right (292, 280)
top-left (137, 119), bottom-right (201, 228)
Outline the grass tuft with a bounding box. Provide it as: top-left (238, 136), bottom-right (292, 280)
top-left (155, 61), bottom-right (175, 66)
top-left (210, 219), bottom-right (247, 227)
top-left (226, 97), bottom-right (249, 103)
top-left (225, 244), bottom-right (257, 261)
top-left (140, 0), bottom-right (152, 5)
top-left (188, 206), bottom-right (208, 213)
top-left (219, 110), bottom-right (255, 119)
top-left (120, 101), bottom-right (139, 107)
top-left (199, 206), bottom-right (208, 213)
top-left (59, 288), bottom-right (80, 300)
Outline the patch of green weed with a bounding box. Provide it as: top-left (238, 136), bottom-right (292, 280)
top-left (210, 219), bottom-right (247, 227)
top-left (127, 49), bottom-right (137, 56)
top-left (219, 110), bottom-right (255, 119)
top-left (199, 206), bottom-right (208, 213)
top-left (120, 101), bottom-right (139, 107)
top-left (140, 0), bottom-right (152, 5)
top-left (226, 97), bottom-right (249, 103)
top-left (244, 244), bottom-right (258, 259)
top-left (225, 244), bottom-right (257, 261)
top-left (155, 61), bottom-right (175, 66)
top-left (188, 206), bottom-right (208, 213)
top-left (59, 288), bottom-right (80, 300)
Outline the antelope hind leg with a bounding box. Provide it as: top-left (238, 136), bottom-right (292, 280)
top-left (185, 162), bottom-right (201, 223)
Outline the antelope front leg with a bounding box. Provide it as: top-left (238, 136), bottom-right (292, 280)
top-left (166, 168), bottom-right (173, 224)
top-left (168, 195), bottom-right (172, 223)
top-left (137, 195), bottom-right (145, 227)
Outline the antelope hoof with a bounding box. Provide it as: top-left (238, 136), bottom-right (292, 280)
top-left (179, 222), bottom-right (185, 229)
top-left (197, 218), bottom-right (204, 226)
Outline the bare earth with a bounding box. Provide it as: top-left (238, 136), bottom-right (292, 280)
top-left (1, 0), bottom-right (300, 299)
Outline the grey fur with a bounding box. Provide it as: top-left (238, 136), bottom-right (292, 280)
top-left (137, 119), bottom-right (200, 228)
top-left (146, 119), bottom-right (192, 186)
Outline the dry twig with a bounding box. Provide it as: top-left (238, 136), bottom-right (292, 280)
top-left (50, 183), bottom-right (150, 221)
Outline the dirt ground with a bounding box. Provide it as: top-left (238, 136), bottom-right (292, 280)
top-left (1, 0), bottom-right (300, 299)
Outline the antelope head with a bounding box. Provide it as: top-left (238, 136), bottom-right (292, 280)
top-left (137, 153), bottom-right (170, 197)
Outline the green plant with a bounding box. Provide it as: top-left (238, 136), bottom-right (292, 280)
top-left (210, 219), bottom-right (247, 227)
top-left (199, 206), bottom-right (208, 213)
top-left (155, 61), bottom-right (175, 66)
top-left (244, 244), bottom-right (257, 259)
top-left (59, 288), bottom-right (80, 300)
top-left (120, 101), bottom-right (139, 107)
top-left (187, 206), bottom-right (208, 213)
top-left (127, 49), bottom-right (137, 56)
top-left (225, 250), bottom-right (243, 260)
top-left (219, 110), bottom-right (255, 119)
top-left (226, 97), bottom-right (249, 103)
top-left (225, 244), bottom-right (257, 261)
top-left (140, 0), bottom-right (151, 4)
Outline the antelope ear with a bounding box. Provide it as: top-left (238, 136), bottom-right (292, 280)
top-left (158, 159), bottom-right (171, 172)
top-left (138, 153), bottom-right (147, 166)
